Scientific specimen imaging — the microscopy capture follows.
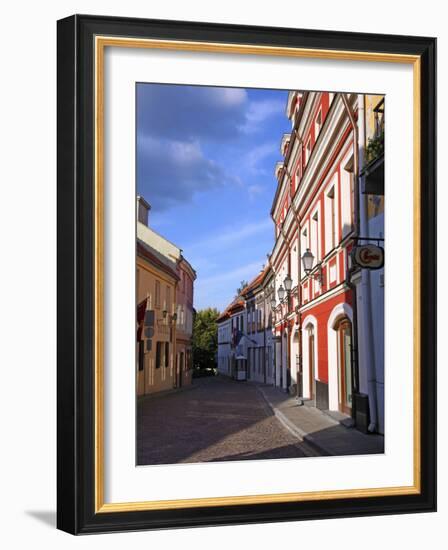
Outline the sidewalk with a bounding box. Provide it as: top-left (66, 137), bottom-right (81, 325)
top-left (256, 384), bottom-right (384, 457)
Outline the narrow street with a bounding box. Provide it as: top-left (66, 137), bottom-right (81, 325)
top-left (137, 375), bottom-right (315, 465)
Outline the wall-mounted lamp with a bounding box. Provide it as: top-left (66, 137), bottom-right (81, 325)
top-left (277, 285), bottom-right (285, 302)
top-left (301, 248), bottom-right (314, 274)
top-left (283, 274), bottom-right (293, 292)
top-left (301, 248), bottom-right (323, 284)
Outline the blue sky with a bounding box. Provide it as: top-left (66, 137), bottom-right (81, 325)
top-left (136, 83), bottom-right (291, 312)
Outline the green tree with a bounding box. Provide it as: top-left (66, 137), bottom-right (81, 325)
top-left (236, 280), bottom-right (248, 296)
top-left (192, 308), bottom-right (219, 370)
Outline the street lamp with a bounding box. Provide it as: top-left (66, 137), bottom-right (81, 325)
top-left (270, 298), bottom-right (277, 309)
top-left (302, 248), bottom-right (323, 284)
top-left (277, 284), bottom-right (286, 302)
top-left (283, 274), bottom-right (293, 292)
top-left (301, 248), bottom-right (315, 274)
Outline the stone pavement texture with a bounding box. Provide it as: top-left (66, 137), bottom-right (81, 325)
top-left (137, 375), bottom-right (317, 465)
top-left (256, 384), bottom-right (384, 457)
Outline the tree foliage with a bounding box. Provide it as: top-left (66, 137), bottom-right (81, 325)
top-left (236, 280), bottom-right (248, 296)
top-left (192, 308), bottom-right (220, 370)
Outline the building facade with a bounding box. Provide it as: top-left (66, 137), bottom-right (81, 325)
top-left (242, 268), bottom-right (275, 385)
top-left (136, 239), bottom-right (179, 396)
top-left (136, 196), bottom-right (196, 396)
top-left (175, 256), bottom-right (196, 388)
top-left (352, 94), bottom-right (385, 434)
top-left (217, 310), bottom-right (232, 377)
top-left (217, 268), bottom-right (276, 385)
top-left (271, 91), bottom-right (358, 415)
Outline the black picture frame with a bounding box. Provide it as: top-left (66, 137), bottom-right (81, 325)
top-left (57, 14), bottom-right (436, 535)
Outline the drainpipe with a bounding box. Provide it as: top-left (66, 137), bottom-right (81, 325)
top-left (285, 163), bottom-right (304, 400)
top-left (341, 93), bottom-right (378, 432)
top-left (271, 209), bottom-right (293, 392)
top-left (267, 252), bottom-right (278, 387)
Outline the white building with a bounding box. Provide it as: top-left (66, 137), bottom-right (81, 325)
top-left (242, 268), bottom-right (275, 385)
top-left (217, 268), bottom-right (276, 385)
top-left (217, 314), bottom-right (232, 377)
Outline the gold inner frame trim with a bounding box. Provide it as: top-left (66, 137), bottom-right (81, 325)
top-left (94, 35), bottom-right (421, 514)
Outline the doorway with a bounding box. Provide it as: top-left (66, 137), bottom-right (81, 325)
top-left (308, 326), bottom-right (316, 400)
top-left (336, 318), bottom-right (353, 414)
top-left (179, 351), bottom-right (184, 388)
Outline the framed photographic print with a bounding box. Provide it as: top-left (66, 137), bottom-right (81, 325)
top-left (57, 14), bottom-right (436, 534)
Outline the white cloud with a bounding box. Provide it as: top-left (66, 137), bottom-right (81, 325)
top-left (245, 142), bottom-right (278, 175)
top-left (194, 259), bottom-right (267, 310)
top-left (199, 260), bottom-right (264, 286)
top-left (211, 87), bottom-right (248, 107)
top-left (248, 184), bottom-right (265, 200)
top-left (241, 99), bottom-right (285, 133)
top-left (185, 219), bottom-right (272, 252)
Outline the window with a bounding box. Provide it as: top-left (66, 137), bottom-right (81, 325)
top-left (315, 108), bottom-right (322, 138)
top-left (305, 138), bottom-right (311, 165)
top-left (311, 211), bottom-right (320, 261)
top-left (301, 228), bottom-right (309, 279)
top-left (166, 285), bottom-right (171, 313)
top-left (341, 160), bottom-right (354, 238)
top-left (295, 160), bottom-right (302, 187)
top-left (156, 341), bottom-right (163, 368)
top-left (155, 280), bottom-right (161, 308)
top-left (165, 342), bottom-right (170, 368)
top-left (327, 187), bottom-right (336, 250)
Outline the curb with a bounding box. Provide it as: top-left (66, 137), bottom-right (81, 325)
top-left (256, 386), bottom-right (333, 457)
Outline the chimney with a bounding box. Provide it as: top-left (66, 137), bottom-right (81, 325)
top-left (137, 195), bottom-right (151, 226)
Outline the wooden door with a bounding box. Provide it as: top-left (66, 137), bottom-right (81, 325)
top-left (337, 319), bottom-right (353, 414)
top-left (309, 328), bottom-right (315, 400)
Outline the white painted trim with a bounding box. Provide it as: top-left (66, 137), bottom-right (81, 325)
top-left (299, 282), bottom-right (347, 313)
top-left (327, 302), bottom-right (353, 411)
top-left (301, 314), bottom-right (318, 399)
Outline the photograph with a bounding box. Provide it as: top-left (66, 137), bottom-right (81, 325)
top-left (135, 84), bottom-right (386, 466)
top-left (54, 11), bottom-right (436, 535)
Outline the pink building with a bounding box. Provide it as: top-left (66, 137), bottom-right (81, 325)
top-left (174, 257), bottom-right (196, 388)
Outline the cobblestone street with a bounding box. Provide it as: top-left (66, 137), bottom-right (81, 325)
top-left (137, 376), bottom-right (315, 465)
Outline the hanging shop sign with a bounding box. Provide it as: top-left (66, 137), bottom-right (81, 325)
top-left (352, 244), bottom-right (384, 270)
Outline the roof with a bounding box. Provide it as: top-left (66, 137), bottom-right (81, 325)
top-left (178, 255), bottom-right (197, 280)
top-left (137, 240), bottom-right (180, 281)
top-left (216, 310), bottom-right (230, 323)
top-left (227, 299), bottom-right (245, 315)
top-left (216, 296), bottom-right (245, 324)
top-left (241, 266), bottom-right (271, 297)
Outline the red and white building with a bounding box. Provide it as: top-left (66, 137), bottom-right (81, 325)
top-left (271, 91), bottom-right (357, 416)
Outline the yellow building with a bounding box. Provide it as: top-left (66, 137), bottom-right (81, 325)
top-left (136, 196), bottom-right (180, 396)
top-left (136, 240), bottom-right (179, 396)
top-left (363, 94), bottom-right (385, 218)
